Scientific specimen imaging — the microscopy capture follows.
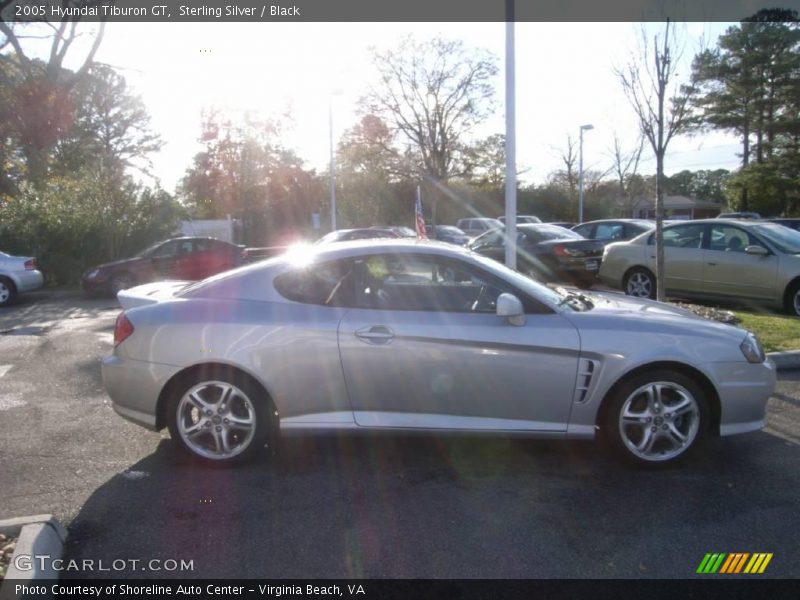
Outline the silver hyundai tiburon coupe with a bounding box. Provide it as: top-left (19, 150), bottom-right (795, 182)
top-left (102, 240), bottom-right (775, 466)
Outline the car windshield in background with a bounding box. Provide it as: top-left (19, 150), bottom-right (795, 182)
top-left (753, 223), bottom-right (800, 254)
top-left (521, 225), bottom-right (584, 243)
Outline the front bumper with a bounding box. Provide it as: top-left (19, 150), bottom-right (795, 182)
top-left (102, 355), bottom-right (180, 431)
top-left (705, 358), bottom-right (776, 436)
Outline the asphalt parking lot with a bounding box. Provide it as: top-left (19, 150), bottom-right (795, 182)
top-left (1, 289), bottom-right (799, 579)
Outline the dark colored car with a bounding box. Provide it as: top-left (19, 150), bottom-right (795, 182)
top-left (548, 222), bottom-right (577, 229)
top-left (571, 219), bottom-right (654, 247)
top-left (315, 228), bottom-right (401, 244)
top-left (82, 237), bottom-right (244, 295)
top-left (369, 226), bottom-right (417, 238)
top-left (468, 224), bottom-right (604, 288)
top-left (767, 218), bottom-right (800, 231)
top-left (717, 211), bottom-right (762, 219)
top-left (431, 225), bottom-right (470, 245)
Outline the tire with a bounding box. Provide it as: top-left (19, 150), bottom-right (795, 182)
top-left (784, 281), bottom-right (800, 317)
top-left (166, 370), bottom-right (274, 466)
top-left (0, 277), bottom-right (17, 307)
top-left (623, 267), bottom-right (656, 299)
top-left (109, 272), bottom-right (133, 295)
top-left (601, 370), bottom-right (708, 466)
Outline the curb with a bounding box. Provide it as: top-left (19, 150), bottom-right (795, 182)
top-left (767, 350), bottom-right (800, 371)
top-left (0, 515), bottom-right (66, 594)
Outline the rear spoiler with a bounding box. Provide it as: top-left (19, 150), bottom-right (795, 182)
top-left (117, 281), bottom-right (191, 309)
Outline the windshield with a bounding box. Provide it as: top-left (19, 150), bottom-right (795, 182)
top-left (466, 251), bottom-right (566, 307)
top-left (752, 223), bottom-right (800, 254)
top-left (135, 241), bottom-right (165, 258)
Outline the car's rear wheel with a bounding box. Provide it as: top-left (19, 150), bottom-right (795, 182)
top-left (166, 372), bottom-right (273, 466)
top-left (109, 272), bottom-right (133, 295)
top-left (602, 370), bottom-right (707, 466)
top-left (623, 267), bottom-right (656, 299)
top-left (0, 277), bottom-right (17, 307)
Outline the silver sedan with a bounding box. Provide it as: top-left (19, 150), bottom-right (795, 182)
top-left (103, 240), bottom-right (775, 466)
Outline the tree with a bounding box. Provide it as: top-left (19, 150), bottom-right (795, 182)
top-left (617, 21), bottom-right (695, 301)
top-left (608, 132), bottom-right (645, 216)
top-left (363, 35), bottom-right (498, 224)
top-left (0, 2), bottom-right (106, 182)
top-left (690, 11), bottom-right (800, 208)
top-left (666, 169), bottom-right (730, 203)
top-left (179, 110), bottom-right (321, 245)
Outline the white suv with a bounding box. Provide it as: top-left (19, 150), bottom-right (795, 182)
top-left (455, 218), bottom-right (503, 238)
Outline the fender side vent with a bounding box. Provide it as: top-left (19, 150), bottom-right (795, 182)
top-left (574, 359), bottom-right (598, 404)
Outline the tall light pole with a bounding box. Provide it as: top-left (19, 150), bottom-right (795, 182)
top-left (578, 123), bottom-right (594, 224)
top-left (329, 90), bottom-right (343, 231)
top-left (504, 0), bottom-right (517, 270)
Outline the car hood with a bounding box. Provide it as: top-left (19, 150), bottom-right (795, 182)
top-left (563, 290), bottom-right (747, 343)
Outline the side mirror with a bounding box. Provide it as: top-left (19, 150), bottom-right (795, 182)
top-left (744, 245), bottom-right (769, 257)
top-left (496, 293), bottom-right (525, 326)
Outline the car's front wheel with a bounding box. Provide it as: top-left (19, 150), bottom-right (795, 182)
top-left (784, 281), bottom-right (800, 317)
top-left (602, 370), bottom-right (708, 466)
top-left (166, 371), bottom-right (274, 465)
top-left (623, 267), bottom-right (656, 299)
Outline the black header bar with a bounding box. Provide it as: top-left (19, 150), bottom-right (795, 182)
top-left (2, 0), bottom-right (800, 23)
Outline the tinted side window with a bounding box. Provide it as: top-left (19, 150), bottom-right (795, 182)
top-left (708, 225), bottom-right (762, 253)
top-left (273, 260), bottom-right (355, 307)
top-left (659, 225), bottom-right (705, 248)
top-left (354, 254), bottom-right (512, 313)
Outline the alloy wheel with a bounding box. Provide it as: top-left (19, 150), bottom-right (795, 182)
top-left (626, 271), bottom-right (653, 298)
top-left (176, 381), bottom-right (256, 460)
top-left (617, 381), bottom-right (700, 462)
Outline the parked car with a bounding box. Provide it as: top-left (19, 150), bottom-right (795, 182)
top-left (103, 239), bottom-right (774, 467)
top-left (455, 217), bottom-right (503, 238)
top-left (767, 218), bottom-right (800, 231)
top-left (0, 251), bottom-right (44, 307)
top-left (314, 228), bottom-right (401, 245)
top-left (548, 222), bottom-right (577, 229)
top-left (81, 237), bottom-right (244, 295)
top-left (497, 215), bottom-right (542, 225)
top-left (717, 212), bottom-right (762, 219)
top-left (430, 225), bottom-right (470, 245)
top-left (572, 219), bottom-right (654, 246)
top-left (599, 219), bottom-right (800, 315)
top-left (369, 226), bottom-right (417, 238)
top-left (468, 224), bottom-right (604, 288)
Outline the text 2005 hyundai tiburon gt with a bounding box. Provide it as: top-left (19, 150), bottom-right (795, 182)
top-left (102, 241), bottom-right (775, 466)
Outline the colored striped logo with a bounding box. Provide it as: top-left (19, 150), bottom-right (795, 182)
top-left (696, 553), bottom-right (773, 574)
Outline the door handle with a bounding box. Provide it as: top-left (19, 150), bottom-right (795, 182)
top-left (355, 326), bottom-right (395, 345)
top-left (707, 262), bottom-right (717, 266)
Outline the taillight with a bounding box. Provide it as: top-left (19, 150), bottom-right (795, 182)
top-left (553, 244), bottom-right (569, 257)
top-left (24, 259), bottom-right (37, 270)
top-left (114, 313), bottom-right (134, 346)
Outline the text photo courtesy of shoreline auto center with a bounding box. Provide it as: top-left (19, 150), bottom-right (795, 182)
top-left (1, 0), bottom-right (800, 598)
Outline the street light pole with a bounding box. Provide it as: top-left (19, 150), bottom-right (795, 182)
top-left (504, 0), bottom-right (517, 270)
top-left (328, 97), bottom-right (337, 231)
top-left (578, 123), bottom-right (594, 224)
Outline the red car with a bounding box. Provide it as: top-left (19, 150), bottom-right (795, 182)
top-left (81, 237), bottom-right (244, 295)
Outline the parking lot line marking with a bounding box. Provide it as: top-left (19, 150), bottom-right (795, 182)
top-left (0, 365), bottom-right (12, 378)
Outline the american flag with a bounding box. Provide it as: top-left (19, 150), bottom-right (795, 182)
top-left (415, 191), bottom-right (428, 239)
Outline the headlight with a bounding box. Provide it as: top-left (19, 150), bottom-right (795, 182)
top-left (85, 269), bottom-right (99, 280)
top-left (740, 332), bottom-right (766, 364)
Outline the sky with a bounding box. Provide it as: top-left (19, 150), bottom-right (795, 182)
top-left (86, 21), bottom-right (742, 192)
